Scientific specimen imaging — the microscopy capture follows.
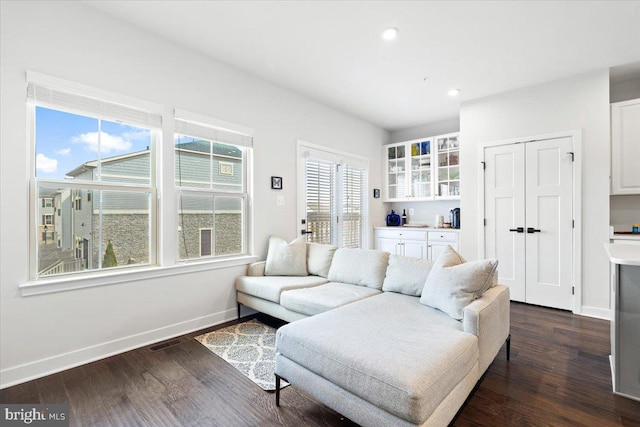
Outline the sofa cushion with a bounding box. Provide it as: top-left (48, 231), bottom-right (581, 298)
top-left (382, 255), bottom-right (434, 296)
top-left (280, 282), bottom-right (381, 316)
top-left (235, 275), bottom-right (328, 303)
top-left (327, 248), bottom-right (389, 289)
top-left (265, 236), bottom-right (308, 276)
top-left (306, 243), bottom-right (338, 278)
top-left (276, 292), bottom-right (476, 424)
top-left (420, 245), bottom-right (498, 320)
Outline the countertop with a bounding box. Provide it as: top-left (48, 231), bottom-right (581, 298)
top-left (374, 226), bottom-right (460, 232)
top-left (605, 243), bottom-right (640, 266)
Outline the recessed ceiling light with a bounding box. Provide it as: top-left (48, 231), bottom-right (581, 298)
top-left (448, 88), bottom-right (461, 97)
top-left (381, 27), bottom-right (399, 41)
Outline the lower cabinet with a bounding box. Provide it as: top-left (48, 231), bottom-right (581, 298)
top-left (375, 228), bottom-right (458, 260)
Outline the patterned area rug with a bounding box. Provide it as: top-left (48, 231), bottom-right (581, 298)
top-left (195, 319), bottom-right (288, 391)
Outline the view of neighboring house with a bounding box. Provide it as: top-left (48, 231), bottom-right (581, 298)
top-left (37, 140), bottom-right (244, 277)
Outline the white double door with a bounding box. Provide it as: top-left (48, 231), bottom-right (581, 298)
top-left (483, 136), bottom-right (573, 310)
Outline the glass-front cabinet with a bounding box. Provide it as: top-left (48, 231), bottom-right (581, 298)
top-left (383, 132), bottom-right (460, 202)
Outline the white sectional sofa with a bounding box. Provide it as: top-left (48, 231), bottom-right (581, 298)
top-left (235, 239), bottom-right (510, 427)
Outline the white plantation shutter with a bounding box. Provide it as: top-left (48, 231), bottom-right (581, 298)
top-left (341, 164), bottom-right (367, 248)
top-left (301, 143), bottom-right (368, 248)
top-left (304, 157), bottom-right (336, 245)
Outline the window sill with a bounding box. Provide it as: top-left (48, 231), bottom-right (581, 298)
top-left (20, 255), bottom-right (260, 297)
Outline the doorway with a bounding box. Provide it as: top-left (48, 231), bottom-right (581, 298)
top-left (481, 132), bottom-right (581, 311)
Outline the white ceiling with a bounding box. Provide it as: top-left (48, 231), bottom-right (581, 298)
top-left (86, 1), bottom-right (640, 131)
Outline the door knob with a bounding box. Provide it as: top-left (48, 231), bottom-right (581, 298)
top-left (509, 227), bottom-right (524, 233)
top-left (301, 230), bottom-right (313, 235)
top-left (527, 227), bottom-right (541, 233)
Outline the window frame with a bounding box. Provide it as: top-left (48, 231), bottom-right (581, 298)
top-left (23, 72), bottom-right (257, 294)
top-left (297, 140), bottom-right (369, 249)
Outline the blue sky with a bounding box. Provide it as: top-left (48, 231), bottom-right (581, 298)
top-left (35, 107), bottom-right (151, 179)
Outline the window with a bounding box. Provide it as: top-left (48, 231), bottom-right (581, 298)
top-left (175, 110), bottom-right (252, 261)
top-left (27, 73), bottom-right (254, 287)
top-left (29, 73), bottom-right (161, 279)
top-left (299, 142), bottom-right (368, 248)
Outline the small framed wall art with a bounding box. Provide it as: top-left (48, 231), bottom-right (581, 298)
top-left (271, 176), bottom-right (283, 190)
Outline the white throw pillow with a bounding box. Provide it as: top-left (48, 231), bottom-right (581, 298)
top-left (327, 248), bottom-right (390, 289)
top-left (264, 236), bottom-right (308, 276)
top-left (419, 246), bottom-right (498, 320)
top-left (307, 243), bottom-right (338, 277)
top-left (382, 255), bottom-right (434, 296)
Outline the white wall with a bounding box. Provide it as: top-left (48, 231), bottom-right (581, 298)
top-left (610, 77), bottom-right (640, 103)
top-left (387, 117), bottom-right (460, 226)
top-left (459, 70), bottom-right (610, 318)
top-left (0, 1), bottom-right (388, 387)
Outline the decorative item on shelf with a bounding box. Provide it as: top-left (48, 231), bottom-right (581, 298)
top-left (634, 224), bottom-right (639, 234)
top-left (402, 209), bottom-right (407, 226)
top-left (271, 176), bottom-right (282, 190)
top-left (443, 222), bottom-right (452, 229)
top-left (435, 214), bottom-right (444, 228)
top-left (386, 210), bottom-right (401, 227)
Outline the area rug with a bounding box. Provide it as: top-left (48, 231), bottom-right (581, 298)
top-left (195, 319), bottom-right (288, 391)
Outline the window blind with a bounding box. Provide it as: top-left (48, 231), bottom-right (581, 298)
top-left (174, 119), bottom-right (253, 148)
top-left (341, 164), bottom-right (367, 248)
top-left (27, 82), bottom-right (162, 129)
top-left (304, 156), bottom-right (335, 245)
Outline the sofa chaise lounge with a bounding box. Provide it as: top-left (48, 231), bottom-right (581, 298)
top-left (235, 238), bottom-right (510, 426)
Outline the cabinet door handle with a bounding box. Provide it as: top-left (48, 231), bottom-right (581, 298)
top-left (509, 227), bottom-right (524, 233)
top-left (527, 227), bottom-right (541, 233)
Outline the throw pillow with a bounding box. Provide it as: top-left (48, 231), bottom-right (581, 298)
top-left (419, 246), bottom-right (498, 320)
top-left (382, 255), bottom-right (434, 296)
top-left (264, 236), bottom-right (308, 276)
top-left (307, 243), bottom-right (338, 278)
top-left (327, 248), bottom-right (390, 289)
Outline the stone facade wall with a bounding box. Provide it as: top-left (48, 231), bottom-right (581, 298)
top-left (92, 214), bottom-right (150, 268)
top-left (178, 213), bottom-right (242, 259)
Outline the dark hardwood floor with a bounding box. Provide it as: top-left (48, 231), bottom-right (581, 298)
top-left (2, 302), bottom-right (639, 426)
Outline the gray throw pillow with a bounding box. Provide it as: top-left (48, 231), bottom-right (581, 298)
top-left (265, 236), bottom-right (308, 276)
top-left (307, 243), bottom-right (338, 277)
top-left (382, 255), bottom-right (434, 296)
top-left (419, 246), bottom-right (498, 320)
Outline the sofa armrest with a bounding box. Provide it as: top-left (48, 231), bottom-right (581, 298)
top-left (463, 285), bottom-right (510, 374)
top-left (247, 261), bottom-right (266, 276)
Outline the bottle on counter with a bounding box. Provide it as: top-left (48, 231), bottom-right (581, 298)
top-left (402, 209), bottom-right (407, 226)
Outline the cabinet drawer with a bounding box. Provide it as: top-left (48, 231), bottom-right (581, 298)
top-left (375, 229), bottom-right (428, 240)
top-left (427, 231), bottom-right (458, 242)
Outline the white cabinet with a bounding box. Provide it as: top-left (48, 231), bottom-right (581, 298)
top-left (374, 228), bottom-right (458, 260)
top-left (611, 99), bottom-right (640, 195)
top-left (427, 231), bottom-right (459, 260)
top-left (383, 132), bottom-right (459, 202)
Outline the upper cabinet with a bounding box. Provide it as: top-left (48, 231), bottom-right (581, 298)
top-left (611, 99), bottom-right (640, 195)
top-left (383, 132), bottom-right (460, 202)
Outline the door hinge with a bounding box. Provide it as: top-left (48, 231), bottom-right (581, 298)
top-left (481, 161), bottom-right (486, 170)
top-left (572, 286), bottom-right (575, 295)
top-left (572, 219), bottom-right (575, 228)
top-left (567, 152), bottom-right (574, 162)
top-left (484, 218), bottom-right (487, 226)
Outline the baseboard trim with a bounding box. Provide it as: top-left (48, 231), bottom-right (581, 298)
top-left (579, 305), bottom-right (611, 320)
top-left (0, 308), bottom-right (237, 389)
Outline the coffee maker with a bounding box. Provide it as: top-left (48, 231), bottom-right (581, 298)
top-left (450, 208), bottom-right (460, 229)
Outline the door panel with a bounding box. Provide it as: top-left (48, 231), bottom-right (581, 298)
top-left (378, 237), bottom-right (400, 255)
top-left (403, 240), bottom-right (427, 259)
top-left (524, 137), bottom-right (573, 309)
top-left (484, 137), bottom-right (573, 309)
top-left (484, 144), bottom-right (526, 302)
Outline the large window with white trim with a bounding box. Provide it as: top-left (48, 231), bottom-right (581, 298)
top-left (175, 111), bottom-right (251, 260)
top-left (299, 142), bottom-right (369, 248)
top-left (29, 76), bottom-right (160, 279)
